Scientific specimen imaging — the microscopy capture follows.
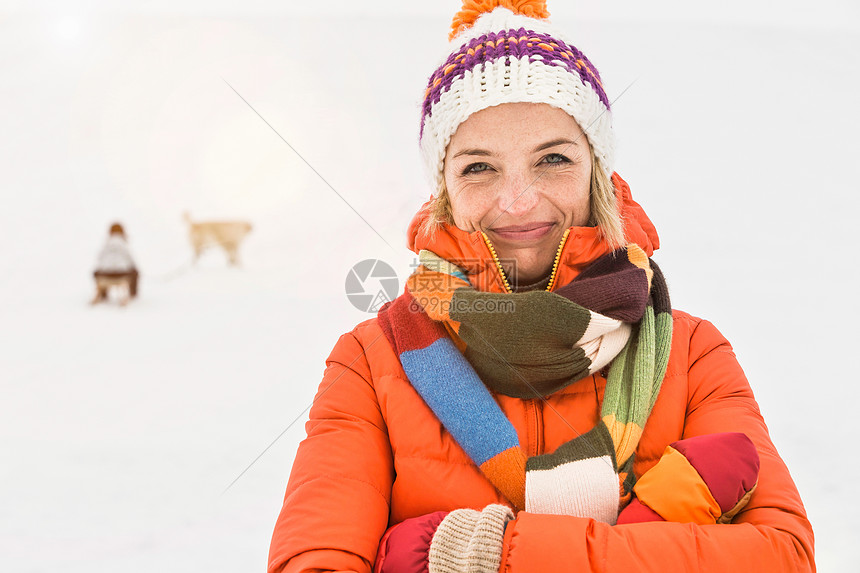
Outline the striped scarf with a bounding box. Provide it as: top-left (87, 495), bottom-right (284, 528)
top-left (377, 245), bottom-right (672, 521)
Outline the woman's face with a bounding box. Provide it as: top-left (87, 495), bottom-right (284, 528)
top-left (443, 102), bottom-right (592, 286)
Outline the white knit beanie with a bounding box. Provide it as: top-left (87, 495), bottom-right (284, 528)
top-left (419, 0), bottom-right (615, 196)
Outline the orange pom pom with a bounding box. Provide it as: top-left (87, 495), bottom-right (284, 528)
top-left (449, 0), bottom-right (550, 40)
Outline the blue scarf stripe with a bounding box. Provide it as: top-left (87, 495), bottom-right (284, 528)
top-left (400, 338), bottom-right (519, 465)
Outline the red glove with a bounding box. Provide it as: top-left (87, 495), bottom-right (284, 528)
top-left (617, 432), bottom-right (760, 525)
top-left (374, 511), bottom-right (448, 573)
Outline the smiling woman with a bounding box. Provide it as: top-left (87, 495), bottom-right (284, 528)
top-left (267, 1), bottom-right (815, 572)
top-left (442, 102), bottom-right (617, 288)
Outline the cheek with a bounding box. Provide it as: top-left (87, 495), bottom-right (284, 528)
top-left (446, 181), bottom-right (491, 229)
top-left (549, 174), bottom-right (591, 225)
top-left (450, 196), bottom-right (485, 231)
top-left (570, 190), bottom-right (591, 225)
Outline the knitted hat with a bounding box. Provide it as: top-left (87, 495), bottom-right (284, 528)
top-left (419, 0), bottom-right (615, 196)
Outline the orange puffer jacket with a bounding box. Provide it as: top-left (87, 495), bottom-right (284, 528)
top-left (268, 175), bottom-right (814, 572)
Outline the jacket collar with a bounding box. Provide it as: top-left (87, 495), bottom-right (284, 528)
top-left (406, 173), bottom-right (660, 293)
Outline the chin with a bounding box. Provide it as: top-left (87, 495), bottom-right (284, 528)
top-left (508, 252), bottom-right (555, 282)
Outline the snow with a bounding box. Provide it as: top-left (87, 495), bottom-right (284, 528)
top-left (2, 4), bottom-right (858, 571)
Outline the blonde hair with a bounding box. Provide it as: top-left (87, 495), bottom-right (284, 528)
top-left (419, 143), bottom-right (625, 249)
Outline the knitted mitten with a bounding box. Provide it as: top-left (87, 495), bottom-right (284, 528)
top-left (428, 504), bottom-right (514, 573)
top-left (617, 432), bottom-right (760, 525)
top-left (374, 505), bottom-right (513, 573)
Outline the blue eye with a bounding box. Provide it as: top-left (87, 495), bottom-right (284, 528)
top-left (462, 163), bottom-right (491, 175)
top-left (543, 153), bottom-right (570, 165)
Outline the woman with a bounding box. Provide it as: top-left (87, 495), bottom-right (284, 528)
top-left (268, 1), bottom-right (814, 571)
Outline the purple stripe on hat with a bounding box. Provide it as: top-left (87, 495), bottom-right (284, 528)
top-left (420, 29), bottom-right (609, 138)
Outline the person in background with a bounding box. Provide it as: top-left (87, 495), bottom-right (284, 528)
top-left (91, 222), bottom-right (138, 305)
top-left (267, 1), bottom-right (814, 571)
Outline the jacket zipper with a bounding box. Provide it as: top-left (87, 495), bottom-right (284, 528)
top-left (481, 228), bottom-right (571, 293)
top-left (525, 399), bottom-right (544, 456)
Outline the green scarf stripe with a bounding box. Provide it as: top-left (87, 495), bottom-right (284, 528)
top-left (452, 288), bottom-right (596, 398)
top-left (464, 345), bottom-right (592, 399)
top-left (654, 311), bottom-right (673, 392)
top-left (451, 289), bottom-right (593, 342)
top-left (603, 314), bottom-right (649, 419)
top-left (601, 261), bottom-right (673, 471)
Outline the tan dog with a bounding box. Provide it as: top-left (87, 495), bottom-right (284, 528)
top-left (183, 212), bottom-right (253, 265)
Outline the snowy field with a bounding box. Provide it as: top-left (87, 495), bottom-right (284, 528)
top-left (2, 1), bottom-right (859, 571)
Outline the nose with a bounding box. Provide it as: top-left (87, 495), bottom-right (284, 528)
top-left (497, 171), bottom-right (539, 217)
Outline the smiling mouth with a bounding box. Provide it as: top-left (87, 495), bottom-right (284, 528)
top-left (490, 222), bottom-right (555, 240)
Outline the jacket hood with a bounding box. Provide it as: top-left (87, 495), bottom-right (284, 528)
top-left (406, 173), bottom-right (659, 293)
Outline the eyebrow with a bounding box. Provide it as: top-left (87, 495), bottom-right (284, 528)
top-left (533, 138), bottom-right (579, 152)
top-left (451, 138), bottom-right (579, 159)
top-left (451, 148), bottom-right (495, 159)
